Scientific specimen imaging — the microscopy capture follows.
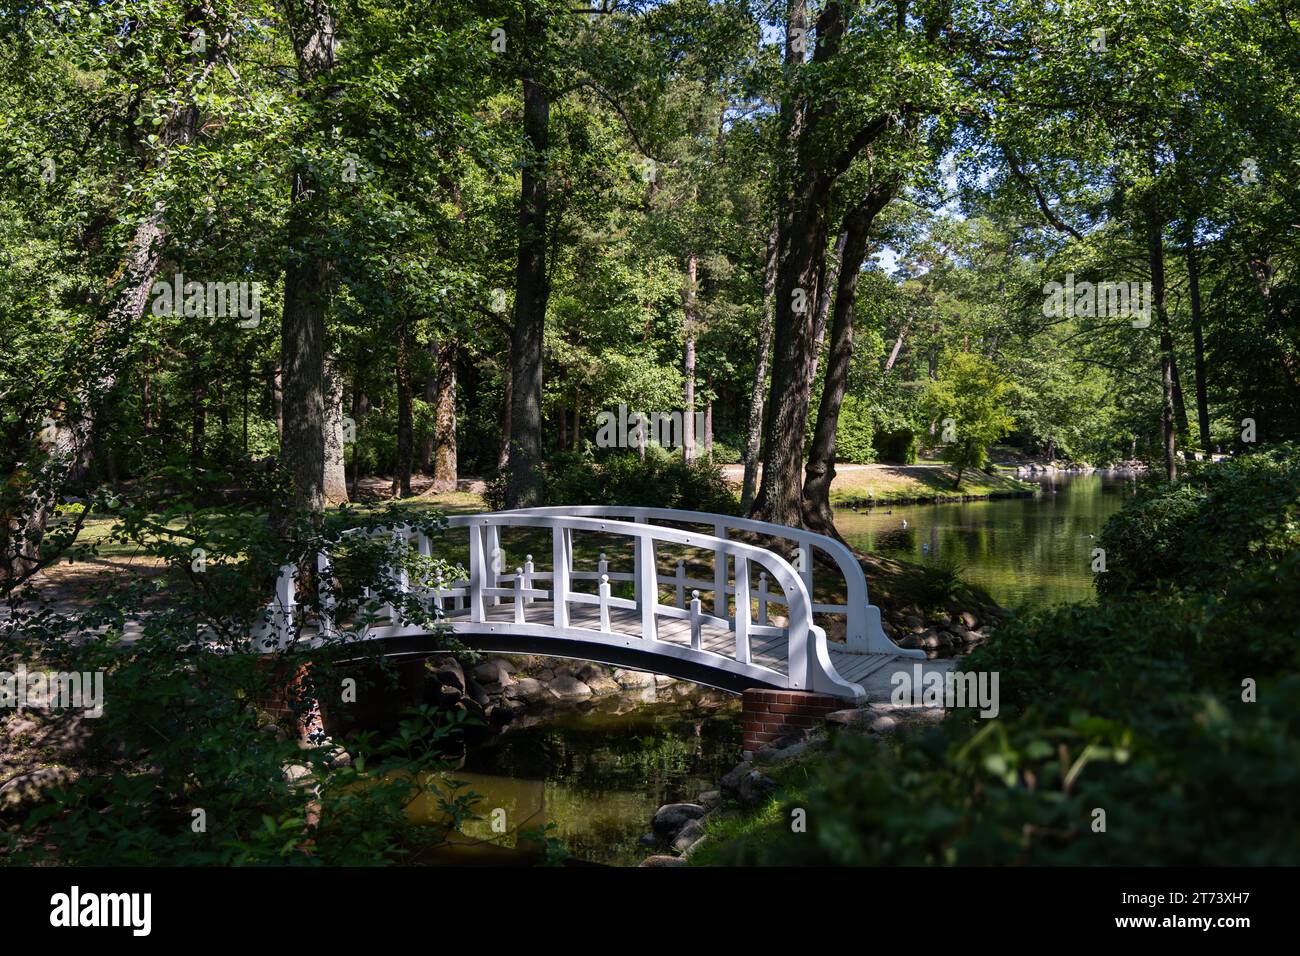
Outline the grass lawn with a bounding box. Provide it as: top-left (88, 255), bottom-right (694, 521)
top-left (825, 464), bottom-right (1035, 505)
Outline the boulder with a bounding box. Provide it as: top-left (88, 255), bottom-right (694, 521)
top-left (697, 790), bottom-right (721, 810)
top-left (825, 708), bottom-right (873, 728)
top-left (737, 770), bottom-right (778, 808)
top-left (434, 658), bottom-right (465, 692)
top-left (612, 668), bottom-right (655, 689)
top-left (671, 819), bottom-right (707, 854)
top-left (960, 610), bottom-right (980, 629)
top-left (639, 855), bottom-right (687, 867)
top-left (465, 678), bottom-right (492, 708)
top-left (472, 660), bottom-right (514, 686)
top-left (652, 802), bottom-right (707, 836)
top-left (869, 716), bottom-right (898, 735)
top-left (503, 677), bottom-right (544, 700)
top-left (547, 675), bottom-right (592, 700)
top-left (0, 766), bottom-right (76, 811)
top-left (584, 675), bottom-right (621, 696)
top-left (575, 663), bottom-right (608, 684)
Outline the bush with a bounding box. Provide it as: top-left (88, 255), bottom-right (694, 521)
top-left (873, 427), bottom-right (918, 464)
top-left (832, 395), bottom-right (877, 464)
top-left (1096, 444), bottom-right (1300, 598)
top-left (546, 447), bottom-right (739, 514)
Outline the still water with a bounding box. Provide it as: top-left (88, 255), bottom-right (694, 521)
top-left (410, 694), bottom-right (741, 867)
top-left (421, 472), bottom-right (1137, 865)
top-left (834, 471), bottom-right (1140, 611)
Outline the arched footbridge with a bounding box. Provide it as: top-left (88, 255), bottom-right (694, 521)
top-left (254, 506), bottom-right (926, 701)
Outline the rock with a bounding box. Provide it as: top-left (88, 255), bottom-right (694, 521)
top-left (575, 663), bottom-right (607, 684)
top-left (639, 832), bottom-right (658, 848)
top-left (489, 698), bottom-right (527, 724)
top-left (612, 668), bottom-right (655, 689)
top-left (639, 855), bottom-right (687, 867)
top-left (585, 675), bottom-right (620, 696)
top-left (754, 739), bottom-right (811, 764)
top-left (960, 610), bottom-right (980, 629)
top-left (504, 677), bottom-right (546, 702)
top-left (0, 767), bottom-right (76, 811)
top-left (436, 685), bottom-right (463, 707)
top-left (4, 717), bottom-right (40, 739)
top-left (897, 633), bottom-right (922, 650)
top-left (547, 675), bottom-right (592, 700)
top-left (536, 668), bottom-right (555, 682)
top-left (736, 770), bottom-right (778, 808)
top-left (472, 660), bottom-right (513, 686)
top-left (655, 675), bottom-right (678, 688)
top-left (697, 790), bottom-right (721, 810)
top-left (327, 748), bottom-right (352, 769)
top-left (825, 707), bottom-right (873, 728)
top-left (869, 716), bottom-right (898, 735)
top-left (652, 802), bottom-right (707, 835)
top-left (917, 628), bottom-right (944, 650)
top-left (434, 658), bottom-right (465, 692)
top-left (671, 819), bottom-right (706, 853)
top-left (281, 764), bottom-right (312, 785)
top-left (465, 678), bottom-right (492, 708)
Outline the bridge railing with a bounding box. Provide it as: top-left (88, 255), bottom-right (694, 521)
top-left (493, 505), bottom-right (922, 659)
top-left (255, 511), bottom-right (870, 698)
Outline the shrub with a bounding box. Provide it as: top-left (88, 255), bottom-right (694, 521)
top-left (546, 447), bottom-right (739, 514)
top-left (1096, 443), bottom-right (1300, 598)
top-left (873, 427), bottom-right (918, 464)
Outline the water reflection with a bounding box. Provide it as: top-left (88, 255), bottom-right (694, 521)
top-left (835, 472), bottom-right (1139, 611)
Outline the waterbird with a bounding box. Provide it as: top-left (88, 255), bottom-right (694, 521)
top-left (901, 519), bottom-right (908, 529)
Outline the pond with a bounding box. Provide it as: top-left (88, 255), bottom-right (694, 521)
top-left (833, 470), bottom-right (1140, 611)
top-left (412, 692), bottom-right (741, 867)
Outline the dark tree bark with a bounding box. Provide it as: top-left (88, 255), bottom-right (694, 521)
top-left (752, 0), bottom-right (893, 527)
top-left (682, 253), bottom-right (698, 462)
top-left (280, 0), bottom-right (338, 516)
top-left (802, 186), bottom-right (894, 536)
top-left (741, 226), bottom-right (779, 509)
top-left (1184, 223), bottom-right (1212, 453)
top-left (391, 316), bottom-right (414, 498)
top-left (1146, 199), bottom-right (1178, 482)
top-left (431, 338), bottom-right (458, 491)
top-left (505, 9), bottom-right (550, 508)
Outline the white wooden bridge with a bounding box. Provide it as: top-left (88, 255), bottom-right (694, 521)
top-left (254, 507), bottom-right (925, 701)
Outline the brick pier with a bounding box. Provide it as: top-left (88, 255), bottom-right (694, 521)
top-left (741, 688), bottom-right (842, 756)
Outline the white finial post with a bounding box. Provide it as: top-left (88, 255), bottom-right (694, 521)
top-left (689, 589), bottom-right (702, 650)
top-left (599, 573), bottom-right (611, 632)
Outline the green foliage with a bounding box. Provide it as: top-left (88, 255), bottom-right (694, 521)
top-left (537, 447), bottom-right (739, 514)
top-left (1096, 444), bottom-right (1300, 598)
top-left (703, 448), bottom-right (1300, 866)
top-left (923, 352), bottom-right (1016, 486)
top-left (872, 427), bottom-right (918, 465)
top-left (831, 395), bottom-right (876, 464)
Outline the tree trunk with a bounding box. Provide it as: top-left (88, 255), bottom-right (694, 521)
top-left (682, 253), bottom-right (698, 462)
top-left (505, 12), bottom-right (550, 508)
top-left (807, 228), bottom-right (848, 386)
top-left (431, 338), bottom-right (458, 492)
top-left (802, 187), bottom-right (893, 536)
top-left (348, 389), bottom-right (369, 499)
top-left (392, 317), bottom-right (413, 498)
top-left (1184, 224), bottom-right (1212, 453)
top-left (497, 355), bottom-right (512, 475)
top-left (280, 0), bottom-right (337, 516)
top-left (1146, 199), bottom-right (1177, 482)
top-left (323, 356), bottom-right (348, 505)
top-left (741, 226), bottom-right (779, 510)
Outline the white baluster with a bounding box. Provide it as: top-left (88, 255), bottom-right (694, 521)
top-left (524, 554), bottom-right (535, 604)
top-left (689, 589), bottom-right (702, 650)
top-left (758, 571), bottom-right (769, 626)
top-left (552, 526), bottom-right (570, 628)
top-left (598, 551), bottom-right (608, 581)
top-left (713, 523), bottom-right (728, 617)
top-left (734, 557), bottom-right (751, 665)
top-left (637, 535), bottom-right (658, 641)
top-left (675, 559), bottom-right (686, 608)
top-left (469, 522), bottom-right (486, 623)
top-left (514, 568), bottom-right (526, 624)
top-left (599, 573), bottom-right (611, 632)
